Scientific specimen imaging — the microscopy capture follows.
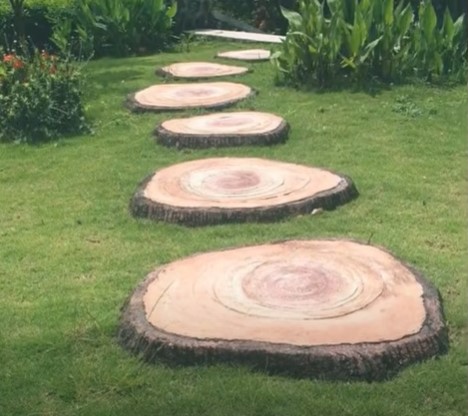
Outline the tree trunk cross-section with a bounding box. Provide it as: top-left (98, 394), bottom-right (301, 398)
top-left (118, 239), bottom-right (448, 381)
top-left (126, 82), bottom-right (254, 113)
top-left (216, 49), bottom-right (271, 62)
top-left (155, 111), bottom-right (289, 149)
top-left (130, 157), bottom-right (358, 226)
top-left (156, 62), bottom-right (249, 79)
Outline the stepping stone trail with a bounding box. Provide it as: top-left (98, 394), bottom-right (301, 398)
top-left (130, 157), bottom-right (357, 226)
top-left (118, 239), bottom-right (447, 380)
top-left (157, 61), bottom-right (249, 79)
top-left (216, 49), bottom-right (271, 62)
top-left (155, 111), bottom-right (289, 148)
top-left (121, 48), bottom-right (446, 380)
top-left (127, 82), bottom-right (253, 112)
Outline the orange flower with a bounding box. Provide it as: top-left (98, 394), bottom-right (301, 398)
top-left (3, 53), bottom-right (24, 69)
top-left (3, 54), bottom-right (14, 63)
top-left (12, 58), bottom-right (24, 69)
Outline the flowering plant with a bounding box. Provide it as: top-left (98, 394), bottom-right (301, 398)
top-left (0, 49), bottom-right (89, 143)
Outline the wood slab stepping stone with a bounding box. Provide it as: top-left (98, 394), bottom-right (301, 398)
top-left (130, 157), bottom-right (357, 226)
top-left (127, 82), bottom-right (253, 112)
top-left (216, 49), bottom-right (271, 62)
top-left (155, 111), bottom-right (289, 149)
top-left (118, 239), bottom-right (448, 380)
top-left (190, 29), bottom-right (285, 44)
top-left (157, 62), bottom-right (249, 79)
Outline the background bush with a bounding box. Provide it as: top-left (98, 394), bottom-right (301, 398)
top-left (173, 0), bottom-right (467, 34)
top-left (0, 0), bottom-right (73, 51)
top-left (173, 0), bottom-right (296, 34)
top-left (0, 49), bottom-right (89, 142)
top-left (59, 0), bottom-right (177, 57)
top-left (1, 0), bottom-right (466, 52)
top-left (1, 0), bottom-right (176, 57)
top-left (272, 0), bottom-right (467, 88)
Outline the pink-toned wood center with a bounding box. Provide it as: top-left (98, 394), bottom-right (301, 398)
top-left (143, 240), bottom-right (426, 346)
top-left (211, 116), bottom-right (253, 127)
top-left (142, 158), bottom-right (342, 208)
top-left (217, 49), bottom-right (271, 61)
top-left (160, 112), bottom-right (284, 135)
top-left (160, 62), bottom-right (248, 78)
top-left (206, 170), bottom-right (260, 190)
top-left (134, 82), bottom-right (252, 109)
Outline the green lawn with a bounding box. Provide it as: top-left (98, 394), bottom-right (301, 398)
top-left (0, 41), bottom-right (466, 416)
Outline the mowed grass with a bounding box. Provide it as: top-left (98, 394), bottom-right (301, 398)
top-left (0, 41), bottom-right (466, 416)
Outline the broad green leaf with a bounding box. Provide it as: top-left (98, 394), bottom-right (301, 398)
top-left (360, 36), bottom-right (383, 63)
top-left (421, 1), bottom-right (437, 40)
top-left (270, 51), bottom-right (283, 60)
top-left (350, 23), bottom-right (361, 54)
top-left (280, 6), bottom-right (303, 29)
top-left (434, 51), bottom-right (443, 74)
top-left (442, 8), bottom-right (455, 43)
top-left (397, 4), bottom-right (414, 36)
top-left (355, 8), bottom-right (368, 46)
top-left (327, 0), bottom-right (340, 15)
top-left (453, 14), bottom-right (465, 36)
top-left (308, 45), bottom-right (318, 54)
top-left (384, 0), bottom-right (394, 26)
top-left (166, 2), bottom-right (177, 19)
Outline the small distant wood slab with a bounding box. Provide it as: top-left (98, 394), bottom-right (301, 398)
top-left (118, 239), bottom-right (448, 380)
top-left (216, 49), bottom-right (271, 62)
top-left (130, 157), bottom-right (358, 226)
top-left (127, 82), bottom-right (254, 112)
top-left (157, 62), bottom-right (249, 79)
top-left (155, 111), bottom-right (289, 149)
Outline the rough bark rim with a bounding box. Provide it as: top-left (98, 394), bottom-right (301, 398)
top-left (129, 166), bottom-right (358, 226)
top-left (117, 238), bottom-right (448, 381)
top-left (154, 118), bottom-right (290, 149)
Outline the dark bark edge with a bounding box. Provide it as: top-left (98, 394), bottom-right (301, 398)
top-left (117, 239), bottom-right (448, 381)
top-left (129, 168), bottom-right (358, 226)
top-left (154, 120), bottom-right (290, 149)
top-left (125, 89), bottom-right (257, 113)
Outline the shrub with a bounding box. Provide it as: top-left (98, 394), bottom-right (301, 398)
top-left (0, 0), bottom-right (176, 58)
top-left (0, 49), bottom-right (89, 143)
top-left (49, 0), bottom-right (177, 58)
top-left (0, 0), bottom-right (73, 51)
top-left (272, 0), bottom-right (467, 88)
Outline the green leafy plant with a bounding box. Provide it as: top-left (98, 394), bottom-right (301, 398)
top-left (54, 0), bottom-right (177, 57)
top-left (413, 2), bottom-right (467, 81)
top-left (272, 0), bottom-right (343, 87)
top-left (0, 49), bottom-right (89, 142)
top-left (272, 0), bottom-right (467, 88)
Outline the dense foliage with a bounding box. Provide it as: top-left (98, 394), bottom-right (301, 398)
top-left (0, 49), bottom-right (89, 142)
top-left (0, 0), bottom-right (73, 51)
top-left (174, 0), bottom-right (467, 34)
top-left (1, 0), bottom-right (177, 57)
top-left (272, 0), bottom-right (467, 88)
top-left (173, 0), bottom-right (296, 33)
top-left (57, 0), bottom-right (177, 57)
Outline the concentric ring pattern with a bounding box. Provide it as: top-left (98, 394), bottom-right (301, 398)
top-left (141, 158), bottom-right (345, 209)
top-left (142, 240), bottom-right (426, 346)
top-left (216, 49), bottom-right (271, 61)
top-left (159, 62), bottom-right (248, 78)
top-left (132, 82), bottom-right (252, 110)
top-left (160, 112), bottom-right (285, 136)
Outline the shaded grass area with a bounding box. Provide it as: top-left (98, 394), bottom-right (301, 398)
top-left (0, 41), bottom-right (466, 415)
